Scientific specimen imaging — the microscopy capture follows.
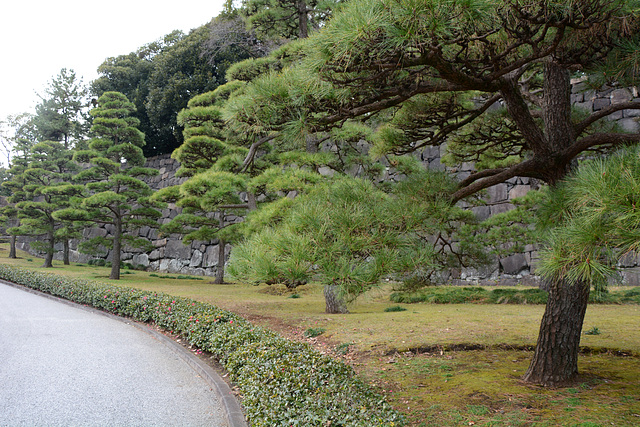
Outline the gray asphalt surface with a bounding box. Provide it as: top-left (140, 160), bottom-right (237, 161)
top-left (0, 282), bottom-right (233, 427)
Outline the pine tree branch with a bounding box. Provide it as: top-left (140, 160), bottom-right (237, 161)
top-left (565, 132), bottom-right (640, 159)
top-left (451, 159), bottom-right (539, 203)
top-left (241, 134), bottom-right (277, 172)
top-left (575, 101), bottom-right (640, 135)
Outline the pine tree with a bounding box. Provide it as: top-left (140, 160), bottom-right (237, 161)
top-left (34, 68), bottom-right (88, 149)
top-left (56, 92), bottom-right (164, 279)
top-left (9, 141), bottom-right (83, 267)
top-left (1, 136), bottom-right (36, 259)
top-left (221, 0), bottom-right (640, 385)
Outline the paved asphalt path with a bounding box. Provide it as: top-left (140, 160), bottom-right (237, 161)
top-left (0, 282), bottom-right (240, 427)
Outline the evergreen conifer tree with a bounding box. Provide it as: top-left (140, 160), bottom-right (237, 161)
top-left (56, 92), bottom-right (164, 279)
top-left (9, 141), bottom-right (83, 267)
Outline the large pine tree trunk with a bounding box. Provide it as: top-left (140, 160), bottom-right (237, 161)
top-left (297, 0), bottom-right (308, 39)
top-left (63, 239), bottom-right (70, 265)
top-left (9, 235), bottom-right (16, 259)
top-left (110, 218), bottom-right (122, 280)
top-left (42, 229), bottom-right (55, 268)
top-left (324, 284), bottom-right (348, 314)
top-left (214, 240), bottom-right (226, 284)
top-left (523, 278), bottom-right (591, 386)
top-left (213, 212), bottom-right (226, 284)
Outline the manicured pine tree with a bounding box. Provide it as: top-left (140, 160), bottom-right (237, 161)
top-left (154, 87), bottom-right (255, 283)
top-left (159, 83), bottom-right (331, 283)
top-left (8, 141), bottom-right (84, 267)
top-left (1, 137), bottom-right (36, 259)
top-left (56, 91), bottom-right (164, 279)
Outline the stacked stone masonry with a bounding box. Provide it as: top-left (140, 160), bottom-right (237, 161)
top-left (15, 82), bottom-right (640, 285)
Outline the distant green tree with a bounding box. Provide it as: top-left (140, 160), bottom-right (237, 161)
top-left (0, 168), bottom-right (10, 197)
top-left (0, 113), bottom-right (35, 167)
top-left (56, 92), bottom-right (164, 279)
top-left (8, 141), bottom-right (83, 267)
top-left (34, 69), bottom-right (88, 148)
top-left (145, 25), bottom-right (223, 155)
top-left (202, 15), bottom-right (277, 71)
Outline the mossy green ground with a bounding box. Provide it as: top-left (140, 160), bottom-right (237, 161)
top-left (2, 246), bottom-right (639, 426)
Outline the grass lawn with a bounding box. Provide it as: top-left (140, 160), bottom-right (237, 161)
top-left (2, 246), bottom-right (639, 426)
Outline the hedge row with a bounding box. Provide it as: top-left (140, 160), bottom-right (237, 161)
top-left (390, 286), bottom-right (548, 304)
top-left (390, 285), bottom-right (640, 305)
top-left (0, 265), bottom-right (403, 426)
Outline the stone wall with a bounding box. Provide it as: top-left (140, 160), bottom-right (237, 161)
top-left (15, 82), bottom-right (640, 284)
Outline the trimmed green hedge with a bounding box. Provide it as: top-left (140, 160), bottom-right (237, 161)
top-left (0, 265), bottom-right (403, 426)
top-left (390, 286), bottom-right (548, 304)
top-left (390, 285), bottom-right (640, 305)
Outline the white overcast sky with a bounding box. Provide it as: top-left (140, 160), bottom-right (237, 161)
top-left (0, 0), bottom-right (227, 120)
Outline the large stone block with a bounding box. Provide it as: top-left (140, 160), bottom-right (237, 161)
top-left (611, 88), bottom-right (633, 104)
top-left (499, 253), bottom-right (528, 275)
top-left (133, 253), bottom-right (150, 268)
top-left (618, 252), bottom-right (638, 268)
top-left (318, 166), bottom-right (335, 177)
top-left (183, 267), bottom-right (206, 277)
top-left (138, 226), bottom-right (150, 238)
top-left (148, 248), bottom-right (163, 261)
top-left (508, 185), bottom-right (530, 200)
top-left (203, 245), bottom-right (219, 268)
top-left (574, 101), bottom-right (593, 112)
top-left (85, 227), bottom-right (108, 239)
top-left (624, 107), bottom-right (640, 118)
top-left (518, 275), bottom-right (541, 287)
top-left (471, 206), bottom-right (491, 221)
top-left (490, 203), bottom-right (515, 216)
top-left (486, 184), bottom-right (508, 204)
top-left (190, 250), bottom-right (203, 267)
top-left (428, 157), bottom-right (445, 171)
top-left (461, 260), bottom-right (499, 281)
top-left (618, 118), bottom-right (639, 132)
top-left (593, 97), bottom-right (611, 111)
top-left (460, 162), bottom-right (475, 171)
top-left (608, 110), bottom-right (623, 120)
top-left (620, 268), bottom-right (640, 286)
top-left (165, 239), bottom-right (192, 260)
top-left (153, 238), bottom-right (167, 248)
top-left (167, 259), bottom-right (184, 274)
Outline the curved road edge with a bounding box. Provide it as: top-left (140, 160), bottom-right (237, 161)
top-left (0, 278), bottom-right (248, 427)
